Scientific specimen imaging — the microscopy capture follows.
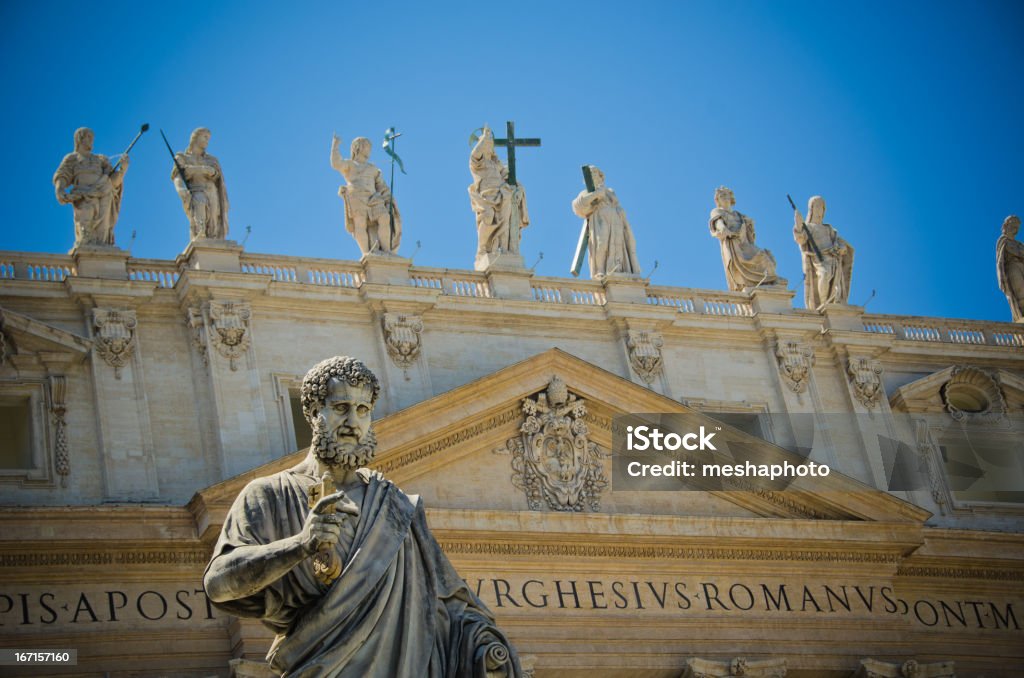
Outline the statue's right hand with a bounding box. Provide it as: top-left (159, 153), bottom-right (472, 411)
top-left (301, 512), bottom-right (344, 553)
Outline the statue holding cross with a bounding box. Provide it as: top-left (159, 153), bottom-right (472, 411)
top-left (468, 122), bottom-right (539, 270)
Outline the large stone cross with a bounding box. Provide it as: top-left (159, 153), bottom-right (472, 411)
top-left (493, 121), bottom-right (540, 186)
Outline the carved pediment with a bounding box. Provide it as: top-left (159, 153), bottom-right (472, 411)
top-left (0, 306), bottom-right (90, 371)
top-left (192, 349), bottom-right (929, 540)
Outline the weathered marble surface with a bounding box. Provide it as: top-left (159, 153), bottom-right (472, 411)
top-left (469, 125), bottom-right (529, 270)
top-left (204, 356), bottom-right (520, 677)
top-left (792, 195), bottom-right (854, 310)
top-left (997, 214), bottom-right (1024, 322)
top-left (571, 166), bottom-right (639, 279)
top-left (172, 127), bottom-right (229, 241)
top-left (331, 135), bottom-right (402, 256)
top-left (708, 186), bottom-right (782, 290)
top-left (53, 127), bottom-right (128, 248)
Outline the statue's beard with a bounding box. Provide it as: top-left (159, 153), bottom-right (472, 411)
top-left (311, 418), bottom-right (378, 468)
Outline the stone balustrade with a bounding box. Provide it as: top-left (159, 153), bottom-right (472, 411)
top-left (1, 249), bottom-right (1021, 347)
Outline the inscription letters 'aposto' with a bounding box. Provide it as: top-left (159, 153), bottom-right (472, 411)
top-left (203, 356), bottom-right (521, 678)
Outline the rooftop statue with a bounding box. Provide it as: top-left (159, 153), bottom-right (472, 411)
top-left (53, 127), bottom-right (129, 248)
top-left (468, 125), bottom-right (530, 270)
top-left (204, 356), bottom-right (521, 677)
top-left (708, 186), bottom-right (783, 290)
top-left (331, 134), bottom-right (401, 256)
top-left (171, 127), bottom-right (230, 241)
top-left (997, 214), bottom-right (1024, 322)
top-left (792, 195), bottom-right (854, 310)
top-left (571, 165), bottom-right (640, 279)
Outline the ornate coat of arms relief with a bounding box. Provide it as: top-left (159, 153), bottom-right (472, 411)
top-left (626, 329), bottom-right (664, 384)
top-left (847, 356), bottom-right (884, 408)
top-left (382, 312), bottom-right (423, 370)
top-left (207, 301), bottom-right (251, 371)
top-left (508, 376), bottom-right (608, 512)
top-left (92, 308), bottom-right (137, 379)
top-left (775, 340), bottom-right (814, 393)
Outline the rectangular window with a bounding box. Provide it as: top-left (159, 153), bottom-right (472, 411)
top-left (0, 396), bottom-right (33, 469)
top-left (290, 390), bottom-right (312, 451)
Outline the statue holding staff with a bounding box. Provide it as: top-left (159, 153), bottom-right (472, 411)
top-left (169, 127), bottom-right (230, 240)
top-left (53, 127), bottom-right (131, 248)
top-left (791, 195), bottom-right (854, 310)
top-left (331, 134), bottom-right (402, 256)
top-left (468, 124), bottom-right (531, 269)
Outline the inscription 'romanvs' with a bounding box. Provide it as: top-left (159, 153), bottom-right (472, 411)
top-left (470, 577), bottom-right (1021, 632)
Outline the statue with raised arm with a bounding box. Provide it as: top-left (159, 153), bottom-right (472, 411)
top-left (709, 186), bottom-right (783, 291)
top-left (997, 214), bottom-right (1024, 322)
top-left (468, 125), bottom-right (529, 270)
top-left (172, 127), bottom-right (229, 240)
top-left (792, 195), bottom-right (854, 310)
top-left (330, 134), bottom-right (401, 256)
top-left (572, 166), bottom-right (639, 279)
top-left (204, 356), bottom-right (521, 678)
top-left (53, 127), bottom-right (129, 248)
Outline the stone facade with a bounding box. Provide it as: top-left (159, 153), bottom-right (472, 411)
top-left (1, 244), bottom-right (1023, 676)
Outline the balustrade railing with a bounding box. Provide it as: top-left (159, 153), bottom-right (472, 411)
top-left (1, 249), bottom-right (1021, 349)
top-left (862, 315), bottom-right (1023, 348)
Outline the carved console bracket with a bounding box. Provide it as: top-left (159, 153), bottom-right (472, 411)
top-left (506, 376), bottom-right (608, 512)
top-left (186, 307), bottom-right (208, 367)
top-left (382, 312), bottom-right (424, 370)
top-left (92, 308), bottom-right (137, 379)
top-left (207, 301), bottom-right (252, 371)
top-left (626, 329), bottom-right (664, 384)
top-left (848, 355), bottom-right (884, 408)
top-left (775, 340), bottom-right (814, 393)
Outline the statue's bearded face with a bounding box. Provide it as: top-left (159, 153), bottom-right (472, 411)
top-left (310, 378), bottom-right (377, 468)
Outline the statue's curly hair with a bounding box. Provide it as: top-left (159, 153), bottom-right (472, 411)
top-left (300, 356), bottom-right (381, 424)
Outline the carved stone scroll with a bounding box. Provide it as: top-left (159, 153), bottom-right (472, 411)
top-left (49, 375), bottom-right (69, 487)
top-left (508, 376), bottom-right (608, 512)
top-left (848, 355), bottom-right (884, 408)
top-left (92, 308), bottom-right (137, 379)
top-left (681, 656), bottom-right (787, 678)
top-left (208, 301), bottom-right (251, 371)
top-left (856, 658), bottom-right (955, 678)
top-left (626, 329), bottom-right (664, 384)
top-left (775, 341), bottom-right (814, 393)
top-left (382, 312), bottom-right (423, 369)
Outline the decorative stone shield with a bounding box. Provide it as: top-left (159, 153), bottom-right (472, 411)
top-left (775, 340), bottom-right (814, 393)
top-left (92, 308), bottom-right (137, 379)
top-left (508, 376), bottom-right (607, 512)
top-left (208, 301), bottom-right (251, 371)
top-left (847, 356), bottom-right (883, 408)
top-left (382, 312), bottom-right (423, 370)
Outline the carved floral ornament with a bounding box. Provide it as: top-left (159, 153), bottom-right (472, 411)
top-left (626, 329), bottom-right (664, 384)
top-left (92, 308), bottom-right (137, 379)
top-left (857, 657), bottom-right (955, 678)
top-left (49, 375), bottom-right (69, 487)
top-left (207, 301), bottom-right (251, 371)
top-left (775, 340), bottom-right (814, 393)
top-left (940, 365), bottom-right (1006, 423)
top-left (382, 312), bottom-right (423, 370)
top-left (506, 376), bottom-right (608, 512)
top-left (847, 355), bottom-right (884, 408)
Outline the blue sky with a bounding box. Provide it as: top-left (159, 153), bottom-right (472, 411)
top-left (2, 0), bottom-right (1023, 321)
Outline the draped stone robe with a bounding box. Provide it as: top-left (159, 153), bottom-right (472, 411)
top-left (207, 457), bottom-right (521, 678)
